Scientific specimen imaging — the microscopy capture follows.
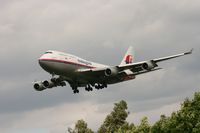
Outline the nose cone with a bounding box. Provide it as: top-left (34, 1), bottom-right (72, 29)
top-left (38, 56), bottom-right (50, 72)
top-left (39, 59), bottom-right (53, 74)
top-left (38, 58), bottom-right (47, 71)
top-left (38, 51), bottom-right (56, 74)
top-left (39, 59), bottom-right (45, 67)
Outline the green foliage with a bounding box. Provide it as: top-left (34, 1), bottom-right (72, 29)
top-left (98, 100), bottom-right (128, 133)
top-left (68, 92), bottom-right (200, 133)
top-left (151, 92), bottom-right (200, 133)
top-left (68, 119), bottom-right (94, 133)
top-left (193, 122), bottom-right (200, 133)
top-left (115, 122), bottom-right (136, 133)
top-left (135, 117), bottom-right (151, 133)
top-left (151, 115), bottom-right (170, 133)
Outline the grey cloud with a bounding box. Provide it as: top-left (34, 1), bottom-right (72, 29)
top-left (0, 0), bottom-right (200, 132)
top-left (0, 79), bottom-right (87, 114)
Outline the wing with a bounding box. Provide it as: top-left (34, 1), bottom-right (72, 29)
top-left (76, 49), bottom-right (193, 81)
top-left (117, 49), bottom-right (193, 72)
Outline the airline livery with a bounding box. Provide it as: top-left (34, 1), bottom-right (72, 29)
top-left (34, 46), bottom-right (193, 94)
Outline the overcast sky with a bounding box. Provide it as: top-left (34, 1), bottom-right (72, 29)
top-left (0, 0), bottom-right (200, 132)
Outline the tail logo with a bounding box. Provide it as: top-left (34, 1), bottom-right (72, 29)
top-left (125, 55), bottom-right (133, 64)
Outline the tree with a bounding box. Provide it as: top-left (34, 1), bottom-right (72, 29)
top-left (98, 100), bottom-right (129, 133)
top-left (116, 122), bottom-right (136, 133)
top-left (68, 119), bottom-right (94, 133)
top-left (193, 121), bottom-right (200, 133)
top-left (135, 117), bottom-right (150, 133)
top-left (68, 92), bottom-right (200, 133)
top-left (151, 92), bottom-right (200, 133)
top-left (151, 115), bottom-right (170, 133)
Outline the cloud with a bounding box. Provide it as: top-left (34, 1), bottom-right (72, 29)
top-left (0, 0), bottom-right (200, 132)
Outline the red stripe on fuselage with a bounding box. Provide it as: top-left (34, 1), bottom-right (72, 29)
top-left (39, 58), bottom-right (96, 69)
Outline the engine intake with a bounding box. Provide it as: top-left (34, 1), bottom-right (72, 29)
top-left (43, 78), bottom-right (66, 88)
top-left (142, 60), bottom-right (157, 70)
top-left (34, 77), bottom-right (66, 91)
top-left (43, 80), bottom-right (55, 88)
top-left (34, 82), bottom-right (46, 91)
top-left (105, 67), bottom-right (118, 76)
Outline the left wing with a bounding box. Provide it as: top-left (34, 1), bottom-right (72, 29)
top-left (76, 49), bottom-right (193, 78)
top-left (118, 49), bottom-right (193, 72)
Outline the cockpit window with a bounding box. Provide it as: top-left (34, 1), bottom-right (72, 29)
top-left (45, 51), bottom-right (53, 54)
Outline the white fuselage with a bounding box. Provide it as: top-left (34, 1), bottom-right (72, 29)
top-left (39, 50), bottom-right (109, 84)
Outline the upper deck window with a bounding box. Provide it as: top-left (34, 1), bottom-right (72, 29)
top-left (45, 51), bottom-right (53, 54)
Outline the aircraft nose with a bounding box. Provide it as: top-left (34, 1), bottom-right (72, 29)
top-left (39, 59), bottom-right (45, 67)
top-left (38, 58), bottom-right (50, 72)
top-left (38, 55), bottom-right (47, 67)
top-left (38, 59), bottom-right (47, 70)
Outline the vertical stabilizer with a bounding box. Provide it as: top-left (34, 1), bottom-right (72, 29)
top-left (120, 46), bottom-right (134, 65)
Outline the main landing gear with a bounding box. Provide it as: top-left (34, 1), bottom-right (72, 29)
top-left (94, 83), bottom-right (107, 90)
top-left (85, 84), bottom-right (93, 91)
top-left (71, 83), bottom-right (108, 94)
top-left (71, 84), bottom-right (79, 94)
top-left (85, 83), bottom-right (107, 92)
top-left (73, 89), bottom-right (79, 94)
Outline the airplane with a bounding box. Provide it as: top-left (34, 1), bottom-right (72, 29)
top-left (33, 46), bottom-right (193, 94)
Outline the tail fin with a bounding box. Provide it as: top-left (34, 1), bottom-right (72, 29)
top-left (120, 46), bottom-right (134, 65)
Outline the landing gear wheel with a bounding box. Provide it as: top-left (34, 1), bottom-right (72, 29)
top-left (95, 83), bottom-right (107, 90)
top-left (85, 84), bottom-right (93, 92)
top-left (71, 83), bottom-right (79, 94)
top-left (73, 89), bottom-right (79, 94)
top-left (95, 85), bottom-right (100, 90)
top-left (103, 84), bottom-right (107, 88)
top-left (85, 86), bottom-right (89, 91)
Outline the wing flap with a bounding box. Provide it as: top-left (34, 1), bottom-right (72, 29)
top-left (132, 68), bottom-right (162, 75)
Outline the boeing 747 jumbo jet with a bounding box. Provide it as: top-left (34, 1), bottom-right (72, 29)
top-left (34, 47), bottom-right (193, 94)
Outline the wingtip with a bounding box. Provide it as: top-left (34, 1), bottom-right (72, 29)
top-left (191, 48), bottom-right (194, 53)
top-left (184, 48), bottom-right (193, 55)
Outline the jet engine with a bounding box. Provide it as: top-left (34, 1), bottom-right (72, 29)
top-left (34, 82), bottom-right (46, 91)
top-left (34, 77), bottom-right (66, 91)
top-left (142, 60), bottom-right (157, 70)
top-left (105, 67), bottom-right (118, 76)
top-left (43, 79), bottom-right (66, 88)
top-left (43, 80), bottom-right (55, 88)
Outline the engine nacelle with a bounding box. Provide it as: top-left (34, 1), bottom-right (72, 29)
top-left (34, 82), bottom-right (46, 91)
top-left (105, 67), bottom-right (118, 76)
top-left (34, 77), bottom-right (66, 91)
top-left (142, 60), bottom-right (157, 70)
top-left (43, 79), bottom-right (66, 88)
top-left (43, 80), bottom-right (56, 88)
